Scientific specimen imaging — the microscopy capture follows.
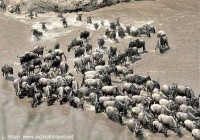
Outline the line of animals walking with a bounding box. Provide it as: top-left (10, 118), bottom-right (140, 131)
top-left (1, 1), bottom-right (200, 140)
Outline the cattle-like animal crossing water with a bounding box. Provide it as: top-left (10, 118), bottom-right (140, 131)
top-left (0, 0), bottom-right (199, 140)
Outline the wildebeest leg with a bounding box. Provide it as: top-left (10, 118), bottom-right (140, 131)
top-left (165, 41), bottom-right (169, 48)
top-left (5, 73), bottom-right (8, 79)
top-left (63, 54), bottom-right (67, 61)
top-left (143, 46), bottom-right (147, 52)
top-left (155, 39), bottom-right (160, 51)
top-left (147, 32), bottom-right (151, 37)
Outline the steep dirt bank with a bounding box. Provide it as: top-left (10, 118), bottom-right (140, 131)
top-left (6, 0), bottom-right (133, 13)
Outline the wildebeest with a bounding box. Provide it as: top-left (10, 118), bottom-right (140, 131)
top-left (85, 43), bottom-right (92, 53)
top-left (174, 85), bottom-right (195, 98)
top-left (127, 119), bottom-right (143, 137)
top-left (69, 96), bottom-right (84, 109)
top-left (125, 25), bottom-right (131, 35)
top-left (102, 86), bottom-right (123, 96)
top-left (131, 27), bottom-right (151, 37)
top-left (17, 51), bottom-right (37, 65)
top-left (192, 129), bottom-right (200, 140)
top-left (32, 29), bottom-right (43, 41)
top-left (109, 22), bottom-right (116, 30)
top-left (158, 114), bottom-right (182, 136)
top-left (74, 47), bottom-right (85, 58)
top-left (41, 22), bottom-right (47, 30)
top-left (9, 4), bottom-right (20, 14)
top-left (129, 39), bottom-right (146, 52)
top-left (126, 47), bottom-right (140, 59)
top-left (61, 18), bottom-right (68, 28)
top-left (67, 38), bottom-right (84, 52)
top-left (1, 64), bottom-right (13, 79)
top-left (98, 38), bottom-right (105, 49)
top-left (32, 45), bottom-right (46, 56)
top-left (76, 13), bottom-right (82, 21)
top-left (0, 0), bottom-right (6, 12)
top-left (80, 31), bottom-right (90, 41)
top-left (152, 120), bottom-right (168, 137)
top-left (59, 61), bottom-right (69, 75)
top-left (13, 78), bottom-right (22, 98)
top-left (92, 51), bottom-right (103, 62)
top-left (146, 80), bottom-right (160, 92)
top-left (106, 106), bottom-right (123, 124)
top-left (94, 23), bottom-right (99, 30)
top-left (142, 24), bottom-right (156, 33)
top-left (74, 58), bottom-right (85, 72)
top-left (108, 46), bottom-right (117, 58)
top-left (156, 36), bottom-right (169, 52)
top-left (117, 27), bottom-right (125, 38)
top-left (126, 74), bottom-right (151, 85)
top-left (86, 16), bottom-right (92, 24)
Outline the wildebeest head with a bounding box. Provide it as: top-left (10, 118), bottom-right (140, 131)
top-left (146, 76), bottom-right (151, 81)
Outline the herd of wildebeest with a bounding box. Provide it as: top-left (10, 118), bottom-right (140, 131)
top-left (1, 2), bottom-right (200, 140)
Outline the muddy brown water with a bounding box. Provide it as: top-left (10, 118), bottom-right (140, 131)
top-left (0, 0), bottom-right (199, 140)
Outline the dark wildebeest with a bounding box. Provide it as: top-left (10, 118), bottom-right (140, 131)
top-left (105, 29), bottom-right (111, 37)
top-left (0, 0), bottom-right (6, 12)
top-left (118, 27), bottom-right (125, 38)
top-left (22, 63), bottom-right (35, 75)
top-left (32, 45), bottom-right (46, 56)
top-left (32, 29), bottom-right (43, 41)
top-left (143, 24), bottom-right (156, 34)
top-left (96, 58), bottom-right (105, 66)
top-left (75, 47), bottom-right (85, 58)
top-left (129, 39), bottom-right (146, 52)
top-left (126, 47), bottom-right (140, 59)
top-left (1, 64), bottom-right (13, 79)
top-left (50, 56), bottom-right (62, 71)
top-left (17, 52), bottom-right (37, 65)
top-left (94, 23), bottom-right (99, 30)
top-left (67, 38), bottom-right (84, 52)
top-left (86, 16), bottom-right (92, 24)
top-left (108, 47), bottom-right (117, 59)
top-left (98, 38), bottom-right (105, 49)
top-left (116, 18), bottom-right (120, 27)
top-left (125, 25), bottom-right (131, 35)
top-left (110, 22), bottom-right (116, 30)
top-left (131, 27), bottom-right (151, 37)
top-left (29, 57), bottom-right (43, 69)
top-left (76, 13), bottom-right (82, 21)
top-left (85, 43), bottom-right (92, 53)
top-left (41, 22), bottom-right (47, 30)
top-left (116, 51), bottom-right (127, 65)
top-left (80, 31), bottom-right (90, 42)
top-left (128, 74), bottom-right (151, 85)
top-left (105, 29), bottom-right (117, 41)
top-left (156, 36), bottom-right (169, 52)
top-left (14, 4), bottom-right (20, 14)
top-left (61, 17), bottom-right (67, 28)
